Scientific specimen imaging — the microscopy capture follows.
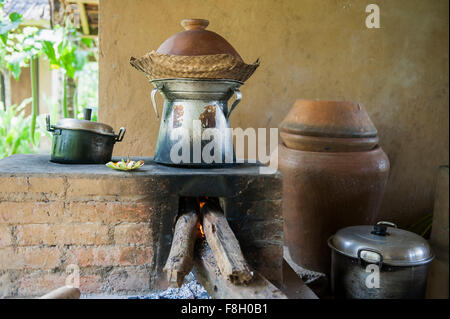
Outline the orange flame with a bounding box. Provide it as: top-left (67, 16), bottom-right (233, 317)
top-left (198, 199), bottom-right (206, 238)
top-left (199, 223), bottom-right (205, 237)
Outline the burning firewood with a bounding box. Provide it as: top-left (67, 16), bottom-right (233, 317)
top-left (194, 241), bottom-right (287, 298)
top-left (163, 198), bottom-right (199, 288)
top-left (201, 199), bottom-right (253, 285)
top-left (39, 286), bottom-right (81, 299)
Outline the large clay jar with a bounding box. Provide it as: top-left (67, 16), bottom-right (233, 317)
top-left (279, 100), bottom-right (390, 274)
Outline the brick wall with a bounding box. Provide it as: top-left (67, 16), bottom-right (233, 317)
top-left (0, 155), bottom-right (283, 298)
top-left (0, 175), bottom-right (162, 297)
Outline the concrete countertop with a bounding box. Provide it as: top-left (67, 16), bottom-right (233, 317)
top-left (0, 154), bottom-right (278, 178)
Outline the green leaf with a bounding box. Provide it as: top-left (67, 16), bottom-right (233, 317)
top-left (57, 41), bottom-right (65, 55)
top-left (0, 33), bottom-right (7, 45)
top-left (8, 61), bottom-right (21, 80)
top-left (9, 12), bottom-right (23, 22)
top-left (6, 52), bottom-right (27, 80)
top-left (41, 40), bottom-right (58, 65)
top-left (17, 97), bottom-right (32, 110)
top-left (61, 51), bottom-right (76, 78)
top-left (0, 19), bottom-right (21, 35)
top-left (81, 38), bottom-right (93, 48)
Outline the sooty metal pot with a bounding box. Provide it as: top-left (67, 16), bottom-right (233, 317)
top-left (46, 109), bottom-right (126, 164)
top-left (328, 221), bottom-right (434, 299)
top-left (150, 78), bottom-right (242, 167)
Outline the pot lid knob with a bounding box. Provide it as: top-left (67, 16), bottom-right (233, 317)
top-left (371, 224), bottom-right (387, 236)
top-left (181, 19), bottom-right (209, 30)
top-left (84, 108), bottom-right (92, 121)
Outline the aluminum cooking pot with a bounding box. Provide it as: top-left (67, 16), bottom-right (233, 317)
top-left (328, 221), bottom-right (434, 299)
top-left (46, 109), bottom-right (126, 164)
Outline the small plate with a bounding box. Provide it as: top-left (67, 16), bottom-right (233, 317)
top-left (106, 159), bottom-right (144, 171)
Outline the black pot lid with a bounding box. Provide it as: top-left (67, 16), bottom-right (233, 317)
top-left (328, 221), bottom-right (434, 266)
top-left (53, 118), bottom-right (115, 136)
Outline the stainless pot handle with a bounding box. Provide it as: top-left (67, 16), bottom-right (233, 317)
top-left (151, 88), bottom-right (160, 120)
top-left (376, 221), bottom-right (397, 228)
top-left (115, 127), bottom-right (126, 142)
top-left (227, 88), bottom-right (242, 119)
top-left (357, 248), bottom-right (383, 266)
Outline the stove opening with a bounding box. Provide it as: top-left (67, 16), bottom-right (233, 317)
top-left (164, 196), bottom-right (252, 289)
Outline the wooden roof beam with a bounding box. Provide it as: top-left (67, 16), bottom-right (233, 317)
top-left (76, 2), bottom-right (90, 35)
top-left (66, 0), bottom-right (99, 4)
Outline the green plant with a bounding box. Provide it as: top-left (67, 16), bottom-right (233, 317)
top-left (0, 2), bottom-right (97, 159)
top-left (0, 3), bottom-right (25, 109)
top-left (1, 5), bottom-right (41, 142)
top-left (42, 94), bottom-right (61, 125)
top-left (1, 2), bottom-right (95, 117)
top-left (76, 61), bottom-right (98, 121)
top-left (409, 212), bottom-right (433, 238)
top-left (0, 98), bottom-right (50, 159)
top-left (40, 24), bottom-right (94, 118)
top-left (0, 2), bottom-right (25, 79)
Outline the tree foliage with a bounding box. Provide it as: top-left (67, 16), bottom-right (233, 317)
top-left (0, 0), bottom-right (96, 158)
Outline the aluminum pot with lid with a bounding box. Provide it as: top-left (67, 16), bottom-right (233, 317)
top-left (46, 108), bottom-right (126, 164)
top-left (328, 221), bottom-right (434, 299)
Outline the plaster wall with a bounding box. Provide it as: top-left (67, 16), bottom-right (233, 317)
top-left (99, 0), bottom-right (449, 227)
top-left (10, 68), bottom-right (31, 113)
top-left (10, 57), bottom-right (53, 115)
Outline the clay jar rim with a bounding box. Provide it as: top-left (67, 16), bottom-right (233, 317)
top-left (156, 19), bottom-right (243, 60)
top-left (279, 143), bottom-right (388, 160)
top-left (280, 132), bottom-right (379, 152)
top-left (279, 99), bottom-right (379, 152)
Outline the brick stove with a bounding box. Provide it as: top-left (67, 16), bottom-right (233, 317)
top-left (0, 154), bottom-right (283, 297)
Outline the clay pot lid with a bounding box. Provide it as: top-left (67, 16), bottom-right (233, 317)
top-left (279, 100), bottom-right (379, 152)
top-left (156, 19), bottom-right (243, 60)
top-left (280, 100), bottom-right (378, 138)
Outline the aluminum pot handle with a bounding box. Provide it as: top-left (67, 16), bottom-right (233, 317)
top-left (226, 88), bottom-right (242, 120)
top-left (46, 115), bottom-right (54, 132)
top-left (376, 221), bottom-right (397, 228)
top-left (357, 248), bottom-right (383, 267)
top-left (151, 88), bottom-right (160, 120)
top-left (115, 127), bottom-right (126, 142)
